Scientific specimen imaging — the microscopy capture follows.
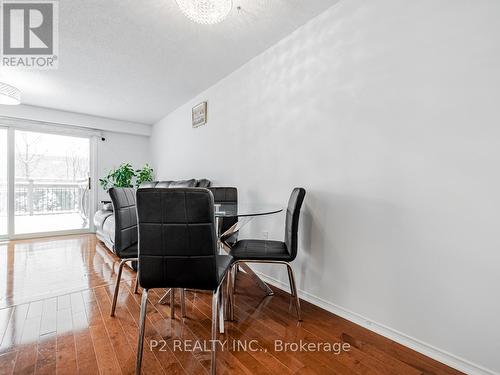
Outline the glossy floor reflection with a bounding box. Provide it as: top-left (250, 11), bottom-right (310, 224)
top-left (0, 235), bottom-right (133, 308)
top-left (0, 235), bottom-right (462, 375)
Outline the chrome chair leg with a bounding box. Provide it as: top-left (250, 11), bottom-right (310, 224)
top-left (134, 269), bottom-right (139, 294)
top-left (135, 289), bottom-right (148, 375)
top-left (170, 288), bottom-right (175, 318)
top-left (111, 259), bottom-right (127, 317)
top-left (286, 265), bottom-right (296, 297)
top-left (225, 268), bottom-right (233, 321)
top-left (232, 263), bottom-right (237, 293)
top-left (286, 263), bottom-right (302, 321)
top-left (230, 260), bottom-right (301, 321)
top-left (218, 282), bottom-right (225, 334)
top-left (211, 286), bottom-right (220, 375)
top-left (180, 288), bottom-right (186, 318)
top-left (111, 258), bottom-right (138, 317)
top-left (228, 265), bottom-right (235, 321)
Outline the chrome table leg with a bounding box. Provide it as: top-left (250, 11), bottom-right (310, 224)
top-left (239, 263), bottom-right (274, 296)
top-left (158, 288), bottom-right (171, 305)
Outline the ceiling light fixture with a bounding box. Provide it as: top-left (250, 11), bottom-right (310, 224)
top-left (176, 0), bottom-right (232, 25)
top-left (0, 82), bottom-right (21, 105)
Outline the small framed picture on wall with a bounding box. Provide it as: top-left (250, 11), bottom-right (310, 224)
top-left (192, 101), bottom-right (207, 128)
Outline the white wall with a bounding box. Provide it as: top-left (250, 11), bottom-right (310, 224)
top-left (151, 1), bottom-right (500, 373)
top-left (97, 131), bottom-right (151, 201)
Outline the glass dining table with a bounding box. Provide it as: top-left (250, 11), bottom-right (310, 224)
top-left (214, 203), bottom-right (283, 219)
top-left (158, 203), bottom-right (283, 306)
top-left (214, 203), bottom-right (284, 296)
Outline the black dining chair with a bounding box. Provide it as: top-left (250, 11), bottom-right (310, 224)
top-left (135, 188), bottom-right (233, 375)
top-left (229, 187), bottom-right (306, 321)
top-left (108, 187), bottom-right (140, 317)
top-left (208, 187), bottom-right (239, 247)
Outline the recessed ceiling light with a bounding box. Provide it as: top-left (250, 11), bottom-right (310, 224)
top-left (0, 82), bottom-right (21, 105)
top-left (176, 0), bottom-right (232, 25)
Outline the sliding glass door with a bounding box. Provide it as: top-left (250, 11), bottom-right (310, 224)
top-left (0, 125), bottom-right (95, 239)
top-left (13, 130), bottom-right (91, 236)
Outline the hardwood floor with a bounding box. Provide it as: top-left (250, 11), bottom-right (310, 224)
top-left (0, 234), bottom-right (462, 375)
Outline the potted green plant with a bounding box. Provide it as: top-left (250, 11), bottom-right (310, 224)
top-left (99, 163), bottom-right (154, 191)
top-left (135, 164), bottom-right (154, 188)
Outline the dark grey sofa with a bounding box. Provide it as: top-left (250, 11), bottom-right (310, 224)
top-left (94, 178), bottom-right (211, 255)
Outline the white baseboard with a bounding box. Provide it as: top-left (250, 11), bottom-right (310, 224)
top-left (255, 271), bottom-right (498, 375)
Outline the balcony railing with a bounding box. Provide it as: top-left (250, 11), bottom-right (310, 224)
top-left (0, 179), bottom-right (89, 218)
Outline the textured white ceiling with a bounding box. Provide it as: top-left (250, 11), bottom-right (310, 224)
top-left (0, 0), bottom-right (339, 124)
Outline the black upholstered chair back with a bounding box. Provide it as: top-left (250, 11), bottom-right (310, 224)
top-left (284, 188), bottom-right (306, 260)
top-left (136, 188), bottom-right (219, 290)
top-left (109, 187), bottom-right (138, 257)
top-left (209, 187), bottom-right (238, 237)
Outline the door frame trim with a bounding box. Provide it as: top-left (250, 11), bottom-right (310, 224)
top-left (7, 127), bottom-right (14, 238)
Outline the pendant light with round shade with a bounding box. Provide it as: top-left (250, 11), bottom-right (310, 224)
top-left (0, 82), bottom-right (21, 105)
top-left (176, 0), bottom-right (232, 25)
